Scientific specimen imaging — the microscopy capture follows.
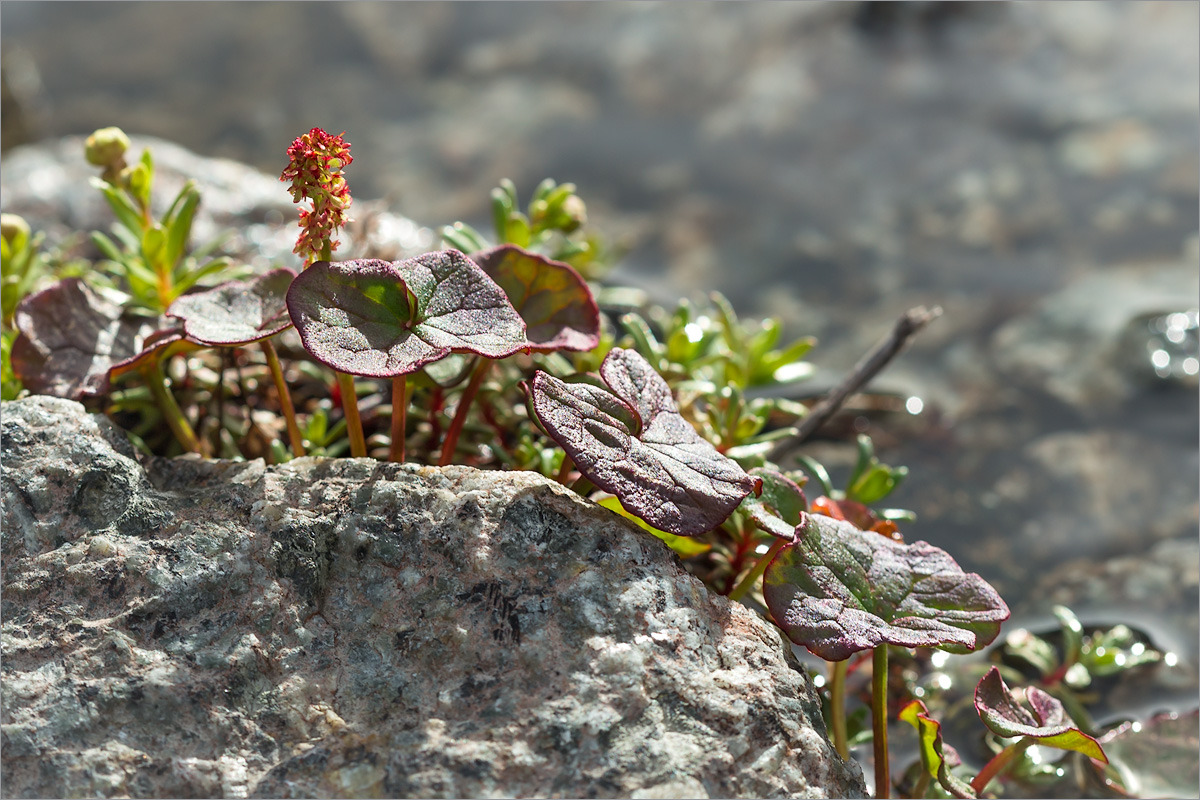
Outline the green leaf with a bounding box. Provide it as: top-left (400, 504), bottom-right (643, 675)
top-left (504, 213), bottom-right (531, 247)
top-left (974, 667), bottom-right (1107, 761)
top-left (90, 177), bottom-right (144, 235)
top-left (1054, 605), bottom-right (1084, 669)
top-left (1002, 628), bottom-right (1060, 680)
top-left (141, 225), bottom-right (167, 269)
top-left (164, 183), bottom-right (200, 269)
top-left (899, 699), bottom-right (977, 798)
top-left (172, 257), bottom-right (233, 295)
top-left (794, 455), bottom-right (835, 498)
top-left (763, 514), bottom-right (1010, 660)
top-left (596, 496), bottom-right (711, 558)
top-left (740, 467), bottom-right (807, 540)
top-left (305, 405), bottom-right (328, 445)
top-left (619, 312), bottom-right (663, 362)
top-left (441, 222), bottom-right (488, 254)
top-left (849, 464), bottom-right (903, 505)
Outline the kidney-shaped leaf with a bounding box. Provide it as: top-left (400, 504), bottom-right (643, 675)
top-left (287, 251), bottom-right (528, 377)
top-left (168, 268), bottom-right (295, 346)
top-left (12, 278), bottom-right (171, 399)
top-left (763, 513), bottom-right (1009, 661)
top-left (974, 667), bottom-right (1107, 761)
top-left (741, 467), bottom-right (808, 540)
top-left (529, 347), bottom-right (761, 535)
top-left (899, 699), bottom-right (976, 799)
top-left (471, 244), bottom-right (600, 352)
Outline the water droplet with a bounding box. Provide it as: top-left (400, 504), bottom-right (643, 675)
top-left (754, 543), bottom-right (770, 555)
top-left (905, 396), bottom-right (924, 415)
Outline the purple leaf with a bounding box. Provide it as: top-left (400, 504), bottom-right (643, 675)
top-left (167, 268), bottom-right (295, 346)
top-left (974, 667), bottom-right (1107, 761)
top-left (11, 279), bottom-right (175, 399)
top-left (286, 251), bottom-right (528, 377)
top-left (470, 244), bottom-right (600, 352)
top-left (528, 347), bottom-right (761, 535)
top-left (741, 467), bottom-right (808, 540)
top-left (1099, 710), bottom-right (1198, 798)
top-left (108, 328), bottom-right (199, 381)
top-left (763, 513), bottom-right (1009, 661)
top-left (899, 699), bottom-right (976, 798)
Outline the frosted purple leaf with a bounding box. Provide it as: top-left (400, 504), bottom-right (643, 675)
top-left (529, 347), bottom-right (761, 536)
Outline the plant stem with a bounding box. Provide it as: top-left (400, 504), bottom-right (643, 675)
top-left (140, 360), bottom-right (201, 454)
top-left (771, 305), bottom-right (942, 459)
top-left (439, 359), bottom-right (490, 466)
top-left (829, 659), bottom-right (850, 760)
top-left (554, 454), bottom-right (575, 485)
top-left (727, 537), bottom-right (788, 602)
top-left (872, 645), bottom-right (891, 800)
top-left (389, 375), bottom-right (407, 463)
top-left (261, 338), bottom-right (305, 458)
top-left (970, 737), bottom-right (1032, 796)
top-left (335, 371), bottom-right (367, 458)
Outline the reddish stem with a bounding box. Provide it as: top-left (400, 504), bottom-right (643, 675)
top-left (389, 375), bottom-right (407, 463)
top-left (970, 738), bottom-right (1032, 796)
top-left (439, 359), bottom-right (490, 466)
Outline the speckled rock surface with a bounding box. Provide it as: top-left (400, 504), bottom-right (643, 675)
top-left (0, 396), bottom-right (865, 799)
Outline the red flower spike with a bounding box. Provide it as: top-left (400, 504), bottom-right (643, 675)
top-left (280, 127), bottom-right (354, 265)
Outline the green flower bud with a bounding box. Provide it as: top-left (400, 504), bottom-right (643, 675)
top-left (85, 127), bottom-right (130, 169)
top-left (559, 194), bottom-right (587, 232)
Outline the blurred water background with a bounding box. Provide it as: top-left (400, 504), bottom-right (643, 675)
top-left (3, 1), bottom-right (1197, 716)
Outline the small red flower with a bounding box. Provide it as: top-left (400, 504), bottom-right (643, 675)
top-left (280, 127), bottom-right (353, 266)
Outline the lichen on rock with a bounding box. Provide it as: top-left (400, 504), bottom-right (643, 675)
top-left (1, 396), bottom-right (865, 798)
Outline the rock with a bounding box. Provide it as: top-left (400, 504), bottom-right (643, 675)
top-left (0, 396), bottom-right (865, 799)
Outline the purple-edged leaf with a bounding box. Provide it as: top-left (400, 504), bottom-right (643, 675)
top-left (529, 347), bottom-right (761, 535)
top-left (286, 251), bottom-right (527, 377)
top-left (471, 244), bottom-right (600, 352)
top-left (1099, 710), bottom-right (1198, 798)
top-left (108, 328), bottom-right (200, 381)
top-left (741, 467), bottom-right (808, 540)
top-left (762, 514), bottom-right (1009, 661)
top-left (168, 268), bottom-right (295, 346)
top-left (974, 667), bottom-right (1107, 761)
top-left (899, 699), bottom-right (976, 799)
top-left (12, 279), bottom-right (170, 399)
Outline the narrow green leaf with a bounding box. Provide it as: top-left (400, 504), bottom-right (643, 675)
top-left (164, 184), bottom-right (200, 269)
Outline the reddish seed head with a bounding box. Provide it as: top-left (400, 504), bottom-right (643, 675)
top-left (280, 127), bottom-right (353, 265)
